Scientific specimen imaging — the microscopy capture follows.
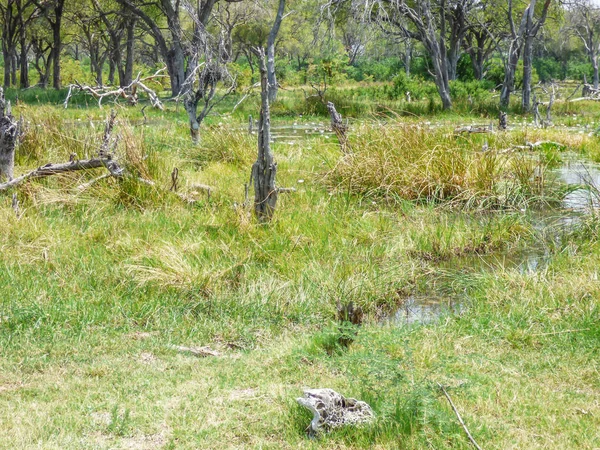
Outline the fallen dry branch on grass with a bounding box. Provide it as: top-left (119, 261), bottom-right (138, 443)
top-left (499, 140), bottom-right (566, 154)
top-left (568, 96), bottom-right (600, 103)
top-left (0, 157), bottom-right (124, 191)
top-left (64, 68), bottom-right (166, 110)
top-left (438, 383), bottom-right (482, 450)
top-left (1, 111), bottom-right (124, 192)
top-left (454, 124), bottom-right (493, 134)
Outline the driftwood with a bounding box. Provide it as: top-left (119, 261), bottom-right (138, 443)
top-left (64, 68), bottom-right (166, 110)
top-left (250, 48), bottom-right (278, 222)
top-left (500, 140), bottom-right (566, 154)
top-left (0, 88), bottom-right (17, 181)
top-left (454, 124), bottom-right (493, 134)
top-left (582, 84), bottom-right (600, 98)
top-left (0, 157), bottom-right (124, 191)
top-left (296, 389), bottom-right (374, 436)
top-left (327, 102), bottom-right (350, 154)
top-left (0, 112), bottom-right (124, 191)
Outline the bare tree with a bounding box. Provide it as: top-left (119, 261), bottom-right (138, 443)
top-left (34, 0), bottom-right (66, 89)
top-left (367, 0), bottom-right (475, 109)
top-left (499, 0), bottom-right (551, 110)
top-left (521, 0), bottom-right (552, 110)
top-left (570, 0), bottom-right (600, 89)
top-left (115, 0), bottom-right (241, 97)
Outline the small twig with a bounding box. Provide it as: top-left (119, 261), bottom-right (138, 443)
top-left (438, 383), bottom-right (482, 450)
top-left (11, 193), bottom-right (19, 217)
top-left (170, 167), bottom-right (179, 192)
top-left (76, 173), bottom-right (113, 191)
top-left (277, 187), bottom-right (297, 193)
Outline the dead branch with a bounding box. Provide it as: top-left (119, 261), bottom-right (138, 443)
top-left (438, 383), bottom-right (482, 450)
top-left (327, 102), bottom-right (350, 154)
top-left (500, 140), bottom-right (566, 154)
top-left (0, 157), bottom-right (124, 191)
top-left (77, 173), bottom-right (113, 191)
top-left (2, 111), bottom-right (124, 191)
top-left (64, 68), bottom-right (167, 110)
top-left (454, 124), bottom-right (493, 134)
top-left (277, 187), bottom-right (296, 193)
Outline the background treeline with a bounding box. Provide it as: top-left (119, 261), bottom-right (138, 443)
top-left (0, 0), bottom-right (599, 110)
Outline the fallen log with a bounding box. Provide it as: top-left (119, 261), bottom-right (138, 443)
top-left (0, 157), bottom-right (124, 191)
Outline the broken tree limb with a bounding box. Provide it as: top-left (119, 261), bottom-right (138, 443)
top-left (499, 140), bottom-right (566, 154)
top-left (64, 68), bottom-right (166, 110)
top-left (438, 383), bottom-right (482, 450)
top-left (277, 187), bottom-right (296, 194)
top-left (327, 101), bottom-right (350, 154)
top-left (454, 124), bottom-right (493, 134)
top-left (77, 173), bottom-right (113, 191)
top-left (0, 88), bottom-right (17, 181)
top-left (2, 111), bottom-right (124, 191)
top-left (0, 157), bottom-right (123, 191)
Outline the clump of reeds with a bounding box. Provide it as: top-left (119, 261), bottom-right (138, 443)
top-left (190, 127), bottom-right (255, 167)
top-left (326, 121), bottom-right (551, 210)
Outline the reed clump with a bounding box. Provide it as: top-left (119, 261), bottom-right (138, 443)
top-left (326, 121), bottom-right (551, 209)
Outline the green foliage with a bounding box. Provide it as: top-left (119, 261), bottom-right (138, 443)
top-left (389, 72), bottom-right (438, 101)
top-left (534, 57), bottom-right (564, 82)
top-left (486, 57), bottom-right (540, 87)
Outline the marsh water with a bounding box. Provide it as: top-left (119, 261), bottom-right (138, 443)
top-left (386, 154), bottom-right (600, 325)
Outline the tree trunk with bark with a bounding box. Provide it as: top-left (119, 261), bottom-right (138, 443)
top-left (521, 0), bottom-right (551, 111)
top-left (124, 16), bottom-right (136, 87)
top-left (251, 50), bottom-right (278, 222)
top-left (0, 89), bottom-right (17, 181)
top-left (51, 1), bottom-right (65, 89)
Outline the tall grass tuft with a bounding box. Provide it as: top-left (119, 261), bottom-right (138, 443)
top-left (326, 121), bottom-right (552, 209)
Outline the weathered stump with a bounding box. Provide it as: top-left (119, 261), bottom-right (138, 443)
top-left (499, 112), bottom-right (507, 130)
top-left (327, 102), bottom-right (349, 154)
top-left (251, 49), bottom-right (278, 222)
top-left (0, 88), bottom-right (17, 181)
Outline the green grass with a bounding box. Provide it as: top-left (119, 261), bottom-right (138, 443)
top-left (0, 98), bottom-right (599, 448)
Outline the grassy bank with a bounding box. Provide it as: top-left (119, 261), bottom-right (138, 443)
top-left (0, 101), bottom-right (599, 449)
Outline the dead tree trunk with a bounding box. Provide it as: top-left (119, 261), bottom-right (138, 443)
top-left (499, 112), bottom-right (507, 130)
top-left (251, 50), bottom-right (278, 222)
top-left (327, 102), bottom-right (349, 154)
top-left (0, 88), bottom-right (17, 181)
